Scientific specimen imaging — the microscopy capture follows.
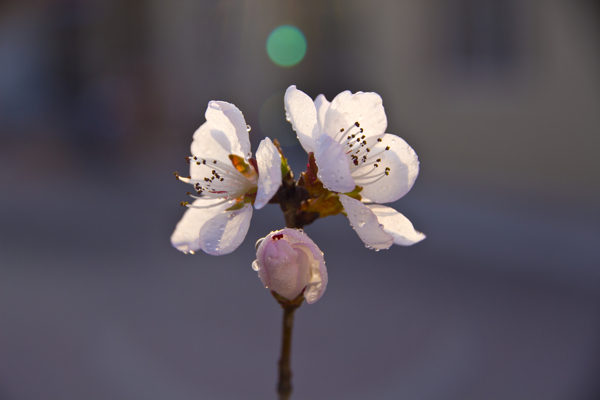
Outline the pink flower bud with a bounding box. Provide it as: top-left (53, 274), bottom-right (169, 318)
top-left (252, 228), bottom-right (328, 304)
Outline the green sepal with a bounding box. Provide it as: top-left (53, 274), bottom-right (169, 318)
top-left (225, 200), bottom-right (246, 211)
top-left (272, 139), bottom-right (291, 178)
top-left (343, 185), bottom-right (363, 201)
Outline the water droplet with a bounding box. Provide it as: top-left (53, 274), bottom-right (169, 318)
top-left (215, 246), bottom-right (220, 251)
top-left (189, 250), bottom-right (195, 255)
top-left (374, 248), bottom-right (380, 252)
top-left (209, 102), bottom-right (220, 110)
top-left (357, 221), bottom-right (366, 228)
top-left (252, 260), bottom-right (260, 271)
top-left (255, 238), bottom-right (264, 250)
top-left (246, 125), bottom-right (251, 132)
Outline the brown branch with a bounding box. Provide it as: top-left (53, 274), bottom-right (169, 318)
top-left (272, 292), bottom-right (304, 400)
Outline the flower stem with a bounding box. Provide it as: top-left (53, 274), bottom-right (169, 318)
top-left (272, 292), bottom-right (304, 400)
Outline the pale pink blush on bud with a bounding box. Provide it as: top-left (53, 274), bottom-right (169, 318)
top-left (252, 229), bottom-right (328, 304)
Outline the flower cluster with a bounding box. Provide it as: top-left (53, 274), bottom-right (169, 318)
top-left (171, 86), bottom-right (425, 302)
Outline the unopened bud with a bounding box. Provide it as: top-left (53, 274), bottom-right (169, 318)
top-left (252, 228), bottom-right (328, 304)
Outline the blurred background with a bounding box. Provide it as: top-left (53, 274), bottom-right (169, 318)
top-left (1, 0), bottom-right (600, 399)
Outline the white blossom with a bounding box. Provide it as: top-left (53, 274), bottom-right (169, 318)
top-left (171, 101), bottom-right (282, 255)
top-left (285, 86), bottom-right (425, 250)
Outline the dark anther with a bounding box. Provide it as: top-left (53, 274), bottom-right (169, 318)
top-left (354, 121), bottom-right (360, 127)
top-left (340, 128), bottom-right (345, 132)
top-left (385, 146), bottom-right (390, 150)
top-left (377, 138), bottom-right (383, 142)
top-left (374, 163), bottom-right (379, 167)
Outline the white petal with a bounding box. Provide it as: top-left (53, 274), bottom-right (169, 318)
top-left (338, 195), bottom-right (394, 250)
top-left (314, 133), bottom-right (355, 193)
top-left (323, 91), bottom-right (387, 140)
top-left (170, 198), bottom-right (235, 253)
top-left (358, 134), bottom-right (419, 203)
top-left (191, 101), bottom-right (250, 161)
top-left (254, 137), bottom-right (282, 209)
top-left (314, 94), bottom-right (330, 131)
top-left (295, 242), bottom-right (328, 304)
top-left (199, 203), bottom-right (253, 255)
top-left (284, 85), bottom-right (321, 154)
top-left (367, 204), bottom-right (425, 245)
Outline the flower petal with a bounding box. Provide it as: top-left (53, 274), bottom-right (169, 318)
top-left (284, 85), bottom-right (321, 153)
top-left (314, 133), bottom-right (355, 193)
top-left (170, 198), bottom-right (236, 253)
top-left (314, 94), bottom-right (330, 131)
top-left (323, 90), bottom-right (387, 140)
top-left (294, 242), bottom-right (327, 304)
top-left (255, 228), bottom-right (327, 304)
top-left (338, 195), bottom-right (394, 250)
top-left (282, 228), bottom-right (327, 304)
top-left (254, 137), bottom-right (282, 209)
top-left (191, 101), bottom-right (250, 161)
top-left (366, 204), bottom-right (425, 245)
top-left (358, 134), bottom-right (419, 203)
top-left (199, 203), bottom-right (253, 255)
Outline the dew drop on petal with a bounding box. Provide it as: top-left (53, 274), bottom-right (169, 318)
top-left (252, 260), bottom-right (260, 271)
top-left (357, 221), bottom-right (366, 228)
top-left (189, 250), bottom-right (195, 255)
top-left (255, 238), bottom-right (264, 250)
top-left (246, 125), bottom-right (251, 132)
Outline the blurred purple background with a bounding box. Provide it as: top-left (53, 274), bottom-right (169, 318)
top-left (1, 1), bottom-right (600, 399)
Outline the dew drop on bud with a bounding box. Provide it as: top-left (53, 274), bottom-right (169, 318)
top-left (255, 238), bottom-right (264, 250)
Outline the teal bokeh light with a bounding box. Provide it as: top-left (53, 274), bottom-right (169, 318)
top-left (266, 25), bottom-right (307, 67)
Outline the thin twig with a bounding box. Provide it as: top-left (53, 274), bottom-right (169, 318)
top-left (272, 292), bottom-right (304, 400)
